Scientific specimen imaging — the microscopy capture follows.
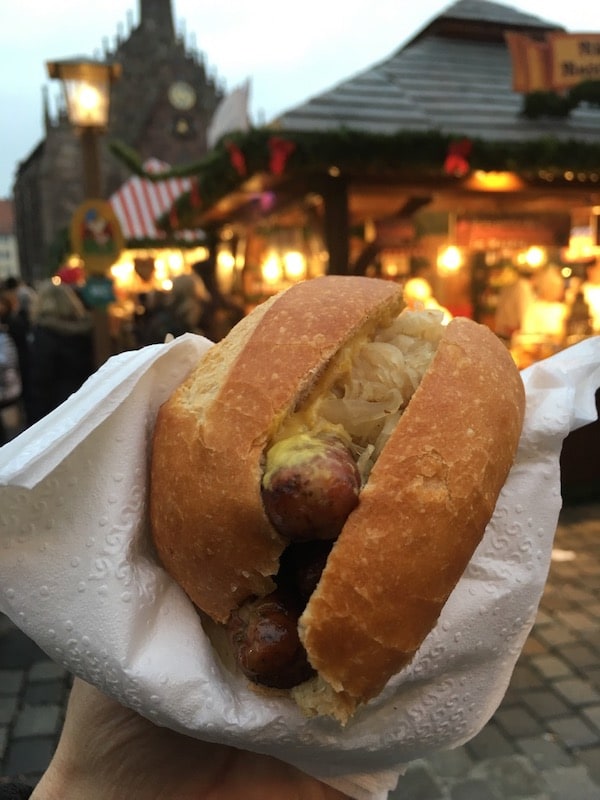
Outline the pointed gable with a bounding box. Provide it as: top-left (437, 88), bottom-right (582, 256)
top-left (274, 0), bottom-right (599, 144)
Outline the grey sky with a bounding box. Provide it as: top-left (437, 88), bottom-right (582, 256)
top-left (0, 0), bottom-right (598, 197)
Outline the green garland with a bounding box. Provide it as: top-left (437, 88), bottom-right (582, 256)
top-left (522, 80), bottom-right (600, 118)
top-left (109, 126), bottom-right (600, 233)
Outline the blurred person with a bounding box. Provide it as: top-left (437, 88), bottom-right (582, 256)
top-left (581, 257), bottom-right (600, 333)
top-left (521, 265), bottom-right (568, 343)
top-left (136, 273), bottom-right (211, 346)
top-left (494, 266), bottom-right (536, 342)
top-left (403, 276), bottom-right (453, 324)
top-left (565, 286), bottom-right (593, 339)
top-left (168, 272), bottom-right (211, 336)
top-left (28, 280), bottom-right (94, 424)
top-left (0, 676), bottom-right (348, 800)
top-left (3, 275), bottom-right (37, 325)
top-left (1, 278), bottom-right (33, 426)
top-left (193, 258), bottom-right (245, 342)
top-left (0, 294), bottom-right (22, 446)
top-left (133, 290), bottom-right (169, 347)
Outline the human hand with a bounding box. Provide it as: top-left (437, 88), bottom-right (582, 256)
top-left (32, 678), bottom-right (350, 800)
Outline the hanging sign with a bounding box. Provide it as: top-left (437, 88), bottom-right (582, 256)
top-left (548, 32), bottom-right (600, 90)
top-left (80, 275), bottom-right (116, 310)
top-left (455, 213), bottom-right (571, 249)
top-left (70, 198), bottom-right (125, 276)
top-left (505, 31), bottom-right (600, 93)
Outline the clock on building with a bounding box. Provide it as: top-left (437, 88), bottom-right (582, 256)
top-left (172, 115), bottom-right (195, 139)
top-left (168, 81), bottom-right (197, 111)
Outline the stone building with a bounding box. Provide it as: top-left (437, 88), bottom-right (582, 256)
top-left (13, 0), bottom-right (223, 285)
top-left (0, 199), bottom-right (20, 281)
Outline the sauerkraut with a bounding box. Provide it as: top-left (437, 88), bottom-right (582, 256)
top-left (318, 308), bottom-right (445, 479)
top-left (271, 308), bottom-right (445, 482)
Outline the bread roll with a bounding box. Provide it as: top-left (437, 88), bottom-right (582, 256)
top-left (150, 275), bottom-right (525, 722)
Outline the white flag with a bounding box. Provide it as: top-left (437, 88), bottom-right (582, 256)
top-left (207, 79), bottom-right (251, 149)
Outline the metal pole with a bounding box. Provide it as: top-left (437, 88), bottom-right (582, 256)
top-left (80, 127), bottom-right (102, 199)
top-left (80, 127), bottom-right (111, 369)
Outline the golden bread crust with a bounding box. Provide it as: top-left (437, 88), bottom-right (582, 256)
top-left (298, 317), bottom-right (525, 702)
top-left (150, 276), bottom-right (404, 623)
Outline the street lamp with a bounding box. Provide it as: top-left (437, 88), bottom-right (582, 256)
top-left (46, 57), bottom-right (121, 368)
top-left (46, 57), bottom-right (121, 198)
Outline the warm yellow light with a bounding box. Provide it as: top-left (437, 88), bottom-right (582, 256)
top-left (464, 170), bottom-right (525, 191)
top-left (161, 278), bottom-right (173, 291)
top-left (47, 59), bottom-right (120, 128)
top-left (522, 246), bottom-right (546, 268)
top-left (110, 259), bottom-right (135, 283)
top-left (262, 252), bottom-right (283, 285)
top-left (562, 226), bottom-right (596, 262)
top-left (283, 250), bottom-right (306, 281)
top-left (382, 261), bottom-right (399, 277)
top-left (77, 84), bottom-right (102, 114)
top-left (217, 250), bottom-right (235, 271)
top-left (66, 254), bottom-right (83, 269)
top-left (186, 246), bottom-right (209, 263)
top-left (216, 248), bottom-right (236, 293)
top-left (404, 278), bottom-right (433, 306)
top-left (154, 257), bottom-right (168, 281)
top-left (364, 219), bottom-right (377, 243)
top-left (437, 245), bottom-right (463, 273)
top-left (167, 251), bottom-right (184, 273)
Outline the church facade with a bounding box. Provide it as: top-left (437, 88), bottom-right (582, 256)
top-left (13, 0), bottom-right (223, 284)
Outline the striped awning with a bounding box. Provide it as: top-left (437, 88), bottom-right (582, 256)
top-left (110, 158), bottom-right (203, 242)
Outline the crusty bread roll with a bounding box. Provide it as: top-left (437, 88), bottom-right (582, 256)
top-left (150, 275), bottom-right (525, 723)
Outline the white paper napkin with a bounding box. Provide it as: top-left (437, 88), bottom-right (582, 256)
top-left (1, 333), bottom-right (599, 800)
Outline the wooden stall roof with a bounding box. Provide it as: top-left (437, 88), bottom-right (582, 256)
top-left (274, 0), bottom-right (599, 143)
top-left (111, 0), bottom-right (600, 234)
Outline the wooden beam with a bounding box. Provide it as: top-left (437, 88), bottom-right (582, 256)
top-left (350, 194), bottom-right (432, 275)
top-left (320, 174), bottom-right (349, 275)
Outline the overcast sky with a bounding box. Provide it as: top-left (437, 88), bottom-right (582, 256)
top-left (1, 0), bottom-right (598, 197)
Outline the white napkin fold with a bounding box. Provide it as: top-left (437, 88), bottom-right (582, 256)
top-left (1, 333), bottom-right (599, 800)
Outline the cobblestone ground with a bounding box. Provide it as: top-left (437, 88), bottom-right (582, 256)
top-left (392, 502), bottom-right (600, 800)
top-left (1, 503), bottom-right (599, 798)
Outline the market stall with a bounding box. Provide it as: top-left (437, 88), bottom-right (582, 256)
top-left (106, 158), bottom-right (209, 348)
top-left (107, 2), bottom-right (599, 329)
top-left (109, 0), bottom-right (600, 498)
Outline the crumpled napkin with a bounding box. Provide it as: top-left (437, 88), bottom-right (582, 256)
top-left (1, 333), bottom-right (599, 800)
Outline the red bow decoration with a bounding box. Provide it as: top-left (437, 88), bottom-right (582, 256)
top-left (444, 138), bottom-right (472, 177)
top-left (226, 141), bottom-right (247, 176)
top-left (189, 179), bottom-right (202, 208)
top-left (268, 136), bottom-right (296, 176)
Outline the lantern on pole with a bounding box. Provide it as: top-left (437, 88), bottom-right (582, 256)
top-left (46, 57), bottom-right (122, 368)
top-left (46, 57), bottom-right (121, 198)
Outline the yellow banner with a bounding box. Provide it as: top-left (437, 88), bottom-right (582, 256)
top-left (505, 32), bottom-right (600, 93)
top-left (548, 33), bottom-right (600, 90)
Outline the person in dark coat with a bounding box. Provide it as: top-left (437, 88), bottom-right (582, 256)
top-left (1, 278), bottom-right (33, 427)
top-left (192, 258), bottom-right (245, 342)
top-left (28, 280), bottom-right (94, 424)
top-left (0, 293), bottom-right (23, 445)
top-left (135, 273), bottom-right (211, 346)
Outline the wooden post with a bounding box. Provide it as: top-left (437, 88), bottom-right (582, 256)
top-left (320, 174), bottom-right (349, 275)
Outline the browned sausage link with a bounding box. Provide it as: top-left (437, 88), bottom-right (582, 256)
top-left (227, 591), bottom-right (315, 689)
top-left (261, 433), bottom-right (360, 541)
top-left (277, 540), bottom-right (334, 602)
